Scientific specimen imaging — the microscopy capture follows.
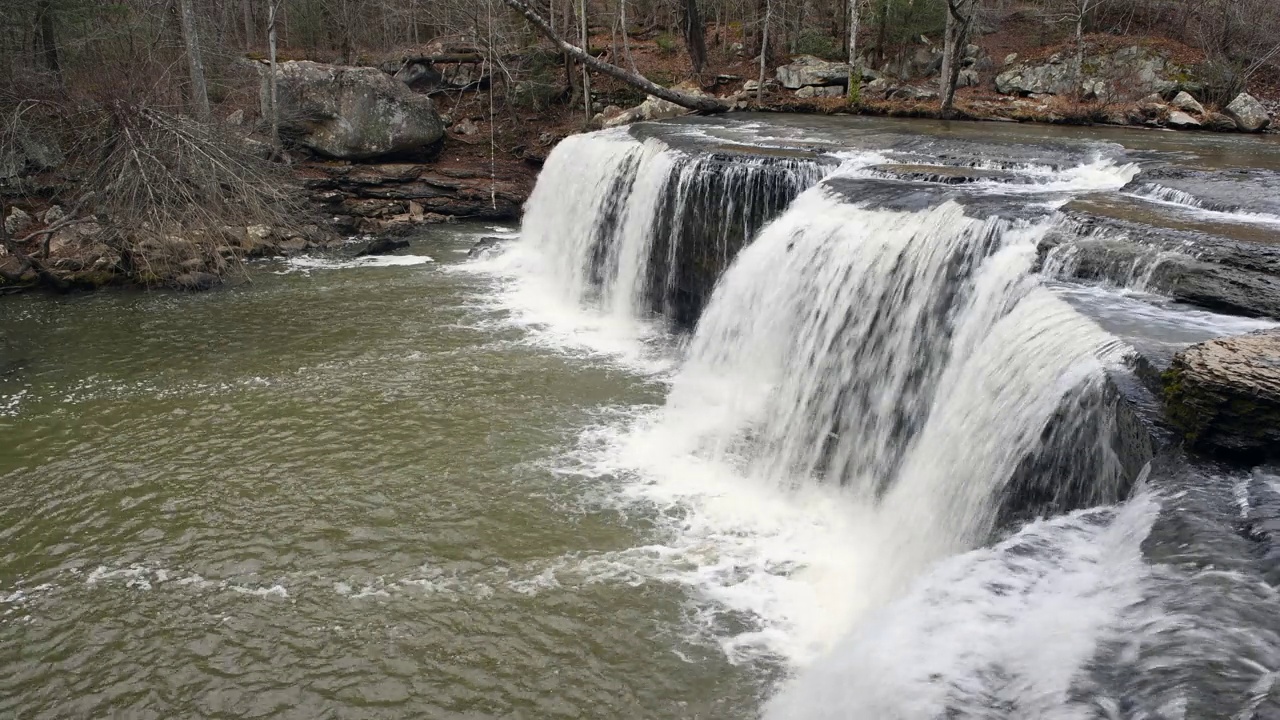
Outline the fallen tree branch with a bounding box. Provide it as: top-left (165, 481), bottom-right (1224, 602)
top-left (402, 53), bottom-right (486, 65)
top-left (498, 0), bottom-right (729, 114)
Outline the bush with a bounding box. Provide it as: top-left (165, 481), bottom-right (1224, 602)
top-left (656, 33), bottom-right (679, 55)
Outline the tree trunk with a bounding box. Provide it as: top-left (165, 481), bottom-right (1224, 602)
top-left (34, 0), bottom-right (62, 80)
top-left (268, 0), bottom-right (281, 148)
top-left (1075, 1), bottom-right (1086, 93)
top-left (500, 0), bottom-right (729, 112)
top-left (847, 0), bottom-right (860, 98)
top-left (176, 0), bottom-right (211, 120)
top-left (579, 0), bottom-right (591, 121)
top-left (939, 0), bottom-right (972, 119)
top-left (242, 0), bottom-right (253, 50)
top-left (757, 0), bottom-right (772, 101)
top-left (681, 0), bottom-right (707, 76)
top-left (620, 0), bottom-right (638, 73)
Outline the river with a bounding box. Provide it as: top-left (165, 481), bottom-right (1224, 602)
top-left (4, 115), bottom-right (1280, 718)
top-left (0, 228), bottom-right (779, 718)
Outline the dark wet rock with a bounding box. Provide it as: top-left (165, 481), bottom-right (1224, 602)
top-left (1000, 370), bottom-right (1156, 531)
top-left (468, 236), bottom-right (505, 259)
top-left (264, 61), bottom-right (444, 160)
top-left (357, 237), bottom-right (409, 256)
top-left (1163, 330), bottom-right (1280, 463)
top-left (173, 272), bottom-right (220, 291)
top-left (301, 162), bottom-right (533, 229)
top-left (1041, 209), bottom-right (1280, 320)
top-left (1225, 93), bottom-right (1272, 133)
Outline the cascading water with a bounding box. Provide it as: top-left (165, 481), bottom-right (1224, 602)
top-left (633, 182), bottom-right (1130, 624)
top-left (487, 118), bottom-right (1280, 718)
top-left (511, 128), bottom-right (830, 331)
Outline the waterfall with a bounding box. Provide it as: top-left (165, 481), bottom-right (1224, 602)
top-left (650, 183), bottom-right (1128, 589)
top-left (516, 128), bottom-right (830, 329)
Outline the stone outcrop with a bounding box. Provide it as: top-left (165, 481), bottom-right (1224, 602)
top-left (1163, 330), bottom-right (1280, 462)
top-left (264, 61), bottom-right (445, 160)
top-left (776, 55), bottom-right (854, 89)
top-left (301, 162), bottom-right (534, 233)
top-left (996, 46), bottom-right (1180, 100)
top-left (1225, 93), bottom-right (1273, 133)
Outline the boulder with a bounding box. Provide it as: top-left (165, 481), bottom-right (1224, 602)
top-left (1163, 330), bottom-right (1280, 462)
top-left (357, 236), bottom-right (409, 256)
top-left (1170, 91), bottom-right (1205, 116)
top-left (174, 272), bottom-right (220, 291)
top-left (1206, 112), bottom-right (1239, 132)
top-left (603, 83), bottom-right (712, 127)
top-left (864, 77), bottom-right (895, 98)
top-left (776, 55), bottom-right (852, 89)
top-left (1166, 110), bottom-right (1202, 129)
top-left (1225, 93), bottom-right (1272, 133)
top-left (4, 207), bottom-right (32, 236)
top-left (796, 85), bottom-right (844, 98)
top-left (889, 85), bottom-right (939, 102)
top-left (957, 68), bottom-right (980, 88)
top-left (1003, 53), bottom-right (1018, 66)
top-left (264, 60), bottom-right (444, 160)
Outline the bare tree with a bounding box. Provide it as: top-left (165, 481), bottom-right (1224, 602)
top-left (268, 0), bottom-right (282, 148)
top-left (176, 0), bottom-right (211, 120)
top-left (579, 0), bottom-right (591, 121)
top-left (847, 0), bottom-right (861, 98)
top-left (681, 0), bottom-right (708, 76)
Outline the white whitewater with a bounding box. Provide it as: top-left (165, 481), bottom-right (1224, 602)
top-left (618, 186), bottom-right (1128, 649)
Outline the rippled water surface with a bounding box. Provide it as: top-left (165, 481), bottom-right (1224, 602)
top-left (0, 227), bottom-right (772, 718)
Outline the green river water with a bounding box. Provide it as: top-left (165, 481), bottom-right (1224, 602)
top-left (0, 227), bottom-right (769, 719)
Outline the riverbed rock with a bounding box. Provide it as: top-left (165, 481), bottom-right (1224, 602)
top-left (357, 236), bottom-right (410, 256)
top-left (1206, 112), bottom-right (1239, 132)
top-left (776, 55), bottom-right (853, 89)
top-left (1225, 93), bottom-right (1272, 133)
top-left (301, 161), bottom-right (533, 226)
top-left (1166, 110), bottom-right (1202, 129)
top-left (1171, 91), bottom-right (1205, 116)
top-left (1163, 330), bottom-right (1280, 462)
top-left (174, 272), bottom-right (221, 291)
top-left (264, 60), bottom-right (445, 160)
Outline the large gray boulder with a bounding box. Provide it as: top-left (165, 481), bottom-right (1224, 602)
top-left (776, 55), bottom-right (853, 89)
top-left (264, 61), bottom-right (444, 160)
top-left (1171, 90), bottom-right (1205, 116)
top-left (1225, 93), bottom-right (1272, 133)
top-left (1164, 330), bottom-right (1280, 462)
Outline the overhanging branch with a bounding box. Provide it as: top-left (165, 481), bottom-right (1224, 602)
top-left (498, 0), bottom-right (729, 114)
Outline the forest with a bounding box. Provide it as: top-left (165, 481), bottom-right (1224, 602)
top-left (1, 0), bottom-right (1277, 290)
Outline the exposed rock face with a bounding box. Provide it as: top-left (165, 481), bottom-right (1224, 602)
top-left (776, 55), bottom-right (853, 89)
top-left (264, 61), bottom-right (445, 160)
top-left (996, 46), bottom-right (1179, 100)
top-left (1163, 330), bottom-right (1280, 462)
top-left (302, 162), bottom-right (533, 233)
top-left (1225, 93), bottom-right (1272, 133)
